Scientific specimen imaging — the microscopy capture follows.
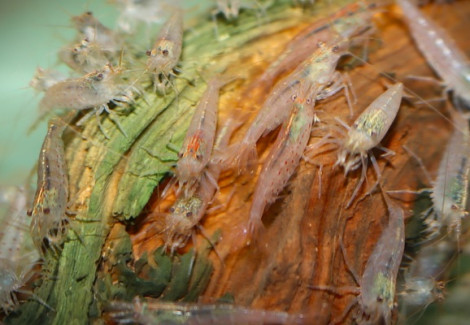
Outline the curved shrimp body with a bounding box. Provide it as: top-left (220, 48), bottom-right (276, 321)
top-left (431, 110), bottom-right (470, 239)
top-left (176, 78), bottom-right (228, 193)
top-left (72, 11), bottom-right (119, 52)
top-left (231, 42), bottom-right (345, 172)
top-left (29, 119), bottom-right (69, 251)
top-left (248, 93), bottom-right (317, 236)
top-left (397, 0), bottom-right (470, 106)
top-left (357, 194), bottom-right (405, 324)
top-left (146, 11), bottom-right (183, 87)
top-left (338, 83), bottom-right (403, 174)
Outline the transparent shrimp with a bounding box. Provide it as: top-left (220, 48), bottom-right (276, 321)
top-left (430, 109), bottom-right (470, 239)
top-left (38, 63), bottom-right (136, 138)
top-left (175, 77), bottom-right (233, 197)
top-left (214, 0), bottom-right (242, 20)
top-left (309, 83), bottom-right (403, 208)
top-left (29, 67), bottom-right (66, 93)
top-left (146, 10), bottom-right (183, 94)
top-left (107, 297), bottom-right (307, 324)
top-left (396, 0), bottom-right (470, 107)
top-left (254, 1), bottom-right (374, 89)
top-left (58, 37), bottom-right (109, 74)
top-left (28, 118), bottom-right (70, 253)
top-left (225, 41), bottom-right (351, 174)
top-left (71, 11), bottom-right (120, 52)
top-left (243, 86), bottom-right (318, 239)
top-left (164, 118), bottom-right (242, 252)
top-left (0, 186), bottom-right (40, 313)
top-left (310, 191), bottom-right (405, 325)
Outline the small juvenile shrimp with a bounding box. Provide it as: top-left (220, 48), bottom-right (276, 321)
top-left (243, 86), bottom-right (318, 239)
top-left (28, 118), bottom-right (70, 253)
top-left (254, 1), bottom-right (374, 89)
top-left (309, 83), bottom-right (403, 208)
top-left (58, 38), bottom-right (109, 74)
top-left (214, 0), bottom-right (242, 20)
top-left (1, 187), bottom-right (40, 313)
top-left (29, 67), bottom-right (66, 93)
top-left (71, 11), bottom-right (120, 52)
top-left (146, 10), bottom-right (183, 94)
top-left (39, 63), bottom-right (135, 138)
top-left (107, 297), bottom-right (307, 324)
top-left (225, 41), bottom-right (351, 174)
top-left (310, 191), bottom-right (405, 325)
top-left (396, 0), bottom-right (470, 107)
top-left (165, 118), bottom-right (242, 252)
top-left (175, 76), bottom-right (233, 197)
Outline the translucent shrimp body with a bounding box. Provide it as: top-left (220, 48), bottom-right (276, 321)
top-left (176, 77), bottom-right (230, 195)
top-left (108, 298), bottom-right (306, 324)
top-left (29, 119), bottom-right (69, 252)
top-left (215, 0), bottom-right (242, 20)
top-left (431, 110), bottom-right (470, 239)
top-left (58, 38), bottom-right (109, 74)
top-left (1, 187), bottom-right (39, 313)
top-left (397, 0), bottom-right (470, 106)
top-left (311, 193), bottom-right (405, 325)
top-left (29, 67), bottom-right (66, 93)
top-left (255, 3), bottom-right (373, 89)
top-left (146, 10), bottom-right (183, 93)
top-left (165, 119), bottom-right (240, 252)
top-left (247, 91), bottom-right (317, 237)
top-left (334, 83), bottom-right (403, 207)
top-left (228, 42), bottom-right (347, 173)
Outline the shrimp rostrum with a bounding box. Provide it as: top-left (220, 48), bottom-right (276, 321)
top-left (308, 83), bottom-right (403, 208)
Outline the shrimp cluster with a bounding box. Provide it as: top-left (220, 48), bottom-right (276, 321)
top-left (17, 0), bottom-right (470, 323)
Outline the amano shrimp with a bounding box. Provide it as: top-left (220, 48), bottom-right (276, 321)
top-left (244, 86), bottom-right (318, 239)
top-left (309, 83), bottom-right (403, 208)
top-left (146, 10), bottom-right (183, 94)
top-left (38, 63), bottom-right (136, 138)
top-left (175, 76), bottom-right (234, 197)
top-left (58, 37), bottom-right (110, 74)
top-left (28, 118), bottom-right (70, 253)
top-left (310, 191), bottom-right (405, 325)
top-left (107, 297), bottom-right (307, 324)
top-left (396, 0), bottom-right (470, 108)
top-left (165, 118), bottom-right (242, 252)
top-left (0, 187), bottom-right (40, 313)
top-left (225, 41), bottom-right (352, 174)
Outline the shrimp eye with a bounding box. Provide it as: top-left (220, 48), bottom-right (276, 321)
top-left (178, 152), bottom-right (183, 158)
top-left (186, 211), bottom-right (193, 217)
top-left (44, 207), bottom-right (51, 215)
top-left (162, 49), bottom-right (169, 57)
top-left (196, 154), bottom-right (203, 160)
top-left (27, 209), bottom-right (32, 217)
top-left (376, 296), bottom-right (384, 302)
top-left (451, 204), bottom-right (459, 211)
top-left (86, 11), bottom-right (93, 16)
top-left (306, 98), bottom-right (312, 104)
top-left (95, 73), bottom-right (104, 81)
top-left (332, 45), bottom-right (340, 52)
top-left (146, 50), bottom-right (151, 56)
top-left (169, 207), bottom-right (175, 213)
top-left (292, 94), bottom-right (297, 101)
